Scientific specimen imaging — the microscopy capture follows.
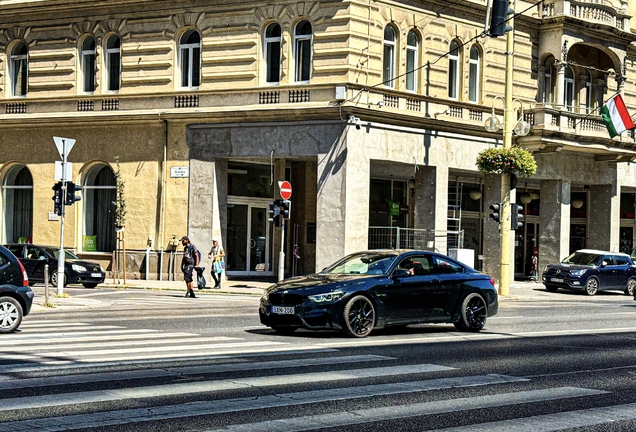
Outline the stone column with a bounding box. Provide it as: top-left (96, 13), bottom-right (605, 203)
top-left (539, 179), bottom-right (571, 268)
top-left (588, 184), bottom-right (620, 251)
top-left (413, 165), bottom-right (448, 254)
top-left (578, 74), bottom-right (589, 114)
top-left (596, 79), bottom-right (607, 109)
top-left (555, 63), bottom-right (565, 109)
top-left (315, 131), bottom-right (369, 271)
top-left (537, 66), bottom-right (546, 104)
top-left (482, 174), bottom-right (502, 282)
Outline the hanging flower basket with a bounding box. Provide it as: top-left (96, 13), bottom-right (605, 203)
top-left (476, 146), bottom-right (537, 177)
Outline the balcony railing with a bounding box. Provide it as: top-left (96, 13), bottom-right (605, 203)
top-left (539, 0), bottom-right (629, 30)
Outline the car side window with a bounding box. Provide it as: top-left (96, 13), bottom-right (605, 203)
top-left (433, 257), bottom-right (464, 274)
top-left (601, 256), bottom-right (615, 266)
top-left (397, 256), bottom-right (432, 276)
top-left (7, 245), bottom-right (23, 258)
top-left (26, 246), bottom-right (42, 260)
top-left (614, 256), bottom-right (629, 266)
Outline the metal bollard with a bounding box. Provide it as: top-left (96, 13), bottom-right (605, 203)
top-left (44, 264), bottom-right (49, 303)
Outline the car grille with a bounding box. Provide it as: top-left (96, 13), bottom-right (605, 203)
top-left (545, 268), bottom-right (566, 277)
top-left (269, 292), bottom-right (303, 306)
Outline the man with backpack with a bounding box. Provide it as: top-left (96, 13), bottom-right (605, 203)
top-left (180, 236), bottom-right (200, 298)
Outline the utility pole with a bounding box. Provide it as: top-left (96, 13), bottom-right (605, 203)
top-left (53, 136), bottom-right (76, 296)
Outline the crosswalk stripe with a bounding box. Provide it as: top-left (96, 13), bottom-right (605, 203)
top-left (0, 374), bottom-right (533, 432)
top-left (13, 325), bottom-right (125, 333)
top-left (18, 322), bottom-right (91, 328)
top-left (4, 336), bottom-right (241, 351)
top-left (0, 355), bottom-right (394, 390)
top-left (0, 332), bottom-right (196, 346)
top-left (0, 363), bottom-right (455, 412)
top-left (431, 401), bottom-right (636, 431)
top-left (202, 387), bottom-right (610, 432)
top-left (2, 329), bottom-right (164, 340)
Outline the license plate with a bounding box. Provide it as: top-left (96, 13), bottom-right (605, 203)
top-left (91, 273), bottom-right (102, 278)
top-left (551, 277), bottom-right (564, 283)
top-left (271, 306), bottom-right (294, 314)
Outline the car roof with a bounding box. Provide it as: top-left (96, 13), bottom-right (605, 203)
top-left (575, 249), bottom-right (630, 257)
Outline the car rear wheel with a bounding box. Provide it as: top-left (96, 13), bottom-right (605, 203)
top-left (454, 293), bottom-right (487, 332)
top-left (585, 277), bottom-right (599, 296)
top-left (625, 278), bottom-right (636, 296)
top-left (50, 270), bottom-right (67, 287)
top-left (545, 285), bottom-right (559, 293)
top-left (82, 283), bottom-right (98, 289)
top-left (0, 296), bottom-right (23, 333)
top-left (342, 295), bottom-right (375, 338)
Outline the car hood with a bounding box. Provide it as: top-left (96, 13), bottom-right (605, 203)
top-left (65, 259), bottom-right (103, 271)
top-left (546, 263), bottom-right (593, 272)
top-left (267, 273), bottom-right (378, 294)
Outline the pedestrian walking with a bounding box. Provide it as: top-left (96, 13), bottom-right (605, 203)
top-left (530, 250), bottom-right (539, 282)
top-left (208, 239), bottom-right (225, 289)
top-left (180, 236), bottom-right (200, 298)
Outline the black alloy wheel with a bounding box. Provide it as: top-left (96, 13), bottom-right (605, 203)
top-left (625, 278), bottom-right (636, 296)
top-left (454, 293), bottom-right (487, 332)
top-left (585, 277), bottom-right (599, 296)
top-left (50, 270), bottom-right (67, 287)
top-left (342, 295), bottom-right (375, 338)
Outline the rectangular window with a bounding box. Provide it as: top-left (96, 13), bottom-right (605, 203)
top-left (83, 53), bottom-right (96, 92)
top-left (108, 52), bottom-right (121, 91)
top-left (469, 62), bottom-right (478, 102)
top-left (266, 42), bottom-right (280, 83)
top-left (448, 61), bottom-right (458, 99)
top-left (383, 45), bottom-right (394, 88)
top-left (12, 59), bottom-right (27, 96)
top-left (295, 39), bottom-right (311, 82)
top-left (406, 49), bottom-right (416, 91)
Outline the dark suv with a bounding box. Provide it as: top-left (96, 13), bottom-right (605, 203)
top-left (0, 245), bottom-right (33, 333)
top-left (542, 249), bottom-right (636, 296)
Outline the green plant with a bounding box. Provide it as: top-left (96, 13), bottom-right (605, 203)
top-left (476, 146), bottom-right (537, 177)
top-left (113, 156), bottom-right (127, 228)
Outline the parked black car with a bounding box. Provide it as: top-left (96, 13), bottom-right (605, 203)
top-left (0, 245), bottom-right (33, 333)
top-left (260, 250), bottom-right (498, 338)
top-left (542, 249), bottom-right (636, 296)
top-left (4, 244), bottom-right (105, 288)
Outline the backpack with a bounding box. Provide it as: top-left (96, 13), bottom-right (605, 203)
top-left (188, 244), bottom-right (201, 265)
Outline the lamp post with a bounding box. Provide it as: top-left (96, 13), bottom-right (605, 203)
top-left (483, 11), bottom-right (530, 295)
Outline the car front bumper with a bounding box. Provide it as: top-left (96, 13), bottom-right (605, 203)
top-left (259, 298), bottom-right (344, 330)
top-left (542, 274), bottom-right (585, 289)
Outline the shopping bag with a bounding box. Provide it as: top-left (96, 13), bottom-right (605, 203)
top-left (213, 261), bottom-right (223, 274)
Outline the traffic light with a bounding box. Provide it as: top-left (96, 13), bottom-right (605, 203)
top-left (65, 182), bottom-right (83, 205)
top-left (52, 182), bottom-right (63, 216)
top-left (489, 203), bottom-right (501, 223)
top-left (489, 0), bottom-right (513, 37)
top-left (268, 200), bottom-right (281, 227)
top-left (280, 200), bottom-right (291, 219)
top-left (511, 203), bottom-right (524, 229)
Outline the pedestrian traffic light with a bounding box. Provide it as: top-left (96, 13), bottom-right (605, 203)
top-left (511, 203), bottom-right (524, 229)
top-left (65, 182), bottom-right (82, 205)
top-left (489, 0), bottom-right (513, 37)
top-left (52, 182), bottom-right (63, 216)
top-left (280, 200), bottom-right (291, 219)
top-left (268, 200), bottom-right (281, 227)
top-left (489, 203), bottom-right (501, 223)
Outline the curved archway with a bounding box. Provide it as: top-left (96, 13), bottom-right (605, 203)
top-left (3, 165), bottom-right (33, 243)
top-left (83, 164), bottom-right (116, 252)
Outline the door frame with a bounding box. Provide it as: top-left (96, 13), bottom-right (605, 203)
top-left (226, 197), bottom-right (273, 277)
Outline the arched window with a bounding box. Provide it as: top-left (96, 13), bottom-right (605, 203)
top-left (448, 40), bottom-right (460, 99)
top-left (179, 30), bottom-right (201, 88)
top-left (406, 30), bottom-right (418, 92)
top-left (468, 45), bottom-right (480, 103)
top-left (294, 20), bottom-right (312, 82)
top-left (383, 26), bottom-right (396, 88)
top-left (264, 23), bottom-right (281, 84)
top-left (105, 35), bottom-right (121, 91)
top-left (81, 36), bottom-right (96, 93)
top-left (564, 66), bottom-right (575, 112)
top-left (83, 165), bottom-right (116, 252)
top-left (3, 165), bottom-right (32, 243)
top-left (543, 59), bottom-right (554, 105)
top-left (10, 42), bottom-right (28, 97)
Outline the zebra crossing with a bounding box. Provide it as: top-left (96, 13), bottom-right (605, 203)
top-left (110, 293), bottom-right (259, 307)
top-left (2, 320), bottom-right (636, 431)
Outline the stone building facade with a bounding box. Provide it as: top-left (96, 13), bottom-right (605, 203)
top-left (1, 0), bottom-right (636, 281)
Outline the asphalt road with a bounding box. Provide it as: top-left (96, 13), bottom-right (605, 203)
top-left (2, 285), bottom-right (636, 431)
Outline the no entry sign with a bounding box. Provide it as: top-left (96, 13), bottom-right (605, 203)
top-left (279, 180), bottom-right (292, 200)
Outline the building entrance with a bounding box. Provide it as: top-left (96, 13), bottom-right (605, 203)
top-left (226, 201), bottom-right (273, 276)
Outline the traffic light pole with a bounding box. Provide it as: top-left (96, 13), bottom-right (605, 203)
top-left (498, 10), bottom-right (515, 297)
top-left (278, 217), bottom-right (285, 282)
top-left (57, 140), bottom-right (67, 296)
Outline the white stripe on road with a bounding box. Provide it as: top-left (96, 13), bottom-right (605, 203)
top-left (6, 336), bottom-right (241, 351)
top-left (0, 355), bottom-right (394, 390)
top-left (0, 363), bottom-right (455, 412)
top-left (203, 387), bottom-right (608, 432)
top-left (432, 401), bottom-right (636, 431)
top-left (13, 325), bottom-right (125, 333)
top-left (0, 373), bottom-right (529, 431)
top-left (0, 329), bottom-right (162, 340)
top-left (0, 332), bottom-right (196, 346)
top-left (17, 322), bottom-right (91, 328)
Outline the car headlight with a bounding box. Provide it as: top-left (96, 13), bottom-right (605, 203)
top-left (72, 264), bottom-right (87, 272)
top-left (570, 269), bottom-right (585, 277)
top-left (543, 266), bottom-right (550, 273)
top-left (309, 291), bottom-right (344, 303)
top-left (261, 290), bottom-right (269, 302)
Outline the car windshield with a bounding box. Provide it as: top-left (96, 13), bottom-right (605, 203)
top-left (322, 252), bottom-right (397, 275)
top-left (562, 252), bottom-right (602, 266)
top-left (43, 247), bottom-right (80, 260)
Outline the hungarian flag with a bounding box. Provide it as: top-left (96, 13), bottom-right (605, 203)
top-left (600, 94), bottom-right (635, 138)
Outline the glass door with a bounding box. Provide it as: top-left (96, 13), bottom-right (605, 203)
top-left (226, 203), bottom-right (272, 276)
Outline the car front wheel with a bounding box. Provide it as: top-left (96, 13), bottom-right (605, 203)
top-left (585, 277), bottom-right (599, 296)
top-left (454, 293), bottom-right (487, 332)
top-left (625, 278), bottom-right (636, 296)
top-left (50, 270), bottom-right (67, 287)
top-left (342, 295), bottom-right (375, 338)
top-left (0, 296), bottom-right (23, 333)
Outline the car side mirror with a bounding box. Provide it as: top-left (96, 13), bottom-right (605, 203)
top-left (601, 261), bottom-right (608, 267)
top-left (393, 269), bottom-right (410, 278)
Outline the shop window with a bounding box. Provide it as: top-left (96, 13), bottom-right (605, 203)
top-left (620, 193), bottom-right (635, 219)
top-left (83, 165), bottom-right (116, 252)
top-left (3, 165), bottom-right (32, 243)
top-left (228, 162), bottom-right (274, 198)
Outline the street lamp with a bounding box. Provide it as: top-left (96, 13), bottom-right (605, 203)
top-left (484, 96), bottom-right (530, 137)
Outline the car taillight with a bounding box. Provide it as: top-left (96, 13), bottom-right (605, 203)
top-left (17, 259), bottom-right (28, 287)
top-left (489, 277), bottom-right (495, 287)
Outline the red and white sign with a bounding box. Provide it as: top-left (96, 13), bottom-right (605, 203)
top-left (279, 180), bottom-right (292, 200)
